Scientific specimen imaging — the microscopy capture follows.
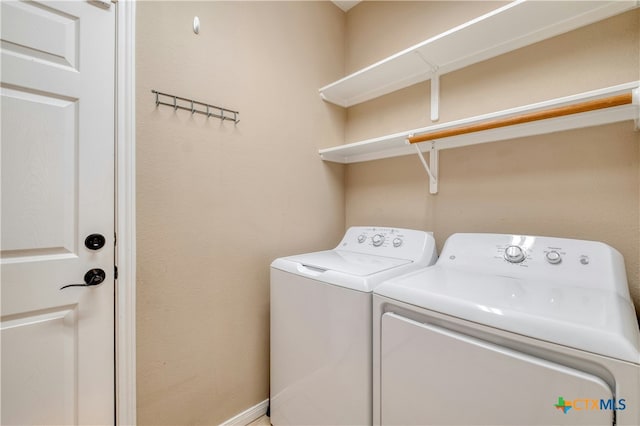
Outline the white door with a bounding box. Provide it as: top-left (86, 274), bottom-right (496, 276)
top-left (1, 0), bottom-right (115, 424)
top-left (381, 312), bottom-right (614, 426)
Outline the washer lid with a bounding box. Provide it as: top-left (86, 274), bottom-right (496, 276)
top-left (286, 250), bottom-right (412, 276)
top-left (375, 266), bottom-right (640, 364)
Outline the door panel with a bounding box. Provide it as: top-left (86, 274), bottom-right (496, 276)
top-left (1, 86), bottom-right (78, 257)
top-left (1, 0), bottom-right (79, 69)
top-left (2, 307), bottom-right (78, 424)
top-left (381, 312), bottom-right (613, 425)
top-left (1, 1), bottom-right (115, 424)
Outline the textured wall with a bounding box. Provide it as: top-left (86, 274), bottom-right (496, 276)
top-left (343, 3), bottom-right (640, 314)
top-left (136, 2), bottom-right (345, 424)
top-left (134, 3), bottom-right (640, 423)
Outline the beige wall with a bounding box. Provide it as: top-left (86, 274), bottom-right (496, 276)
top-left (344, 3), bottom-right (640, 314)
top-left (136, 2), bottom-right (640, 423)
top-left (136, 2), bottom-right (345, 424)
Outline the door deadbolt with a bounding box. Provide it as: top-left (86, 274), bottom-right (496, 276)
top-left (85, 234), bottom-right (106, 250)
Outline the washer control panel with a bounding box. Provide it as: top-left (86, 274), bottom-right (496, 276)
top-left (337, 226), bottom-right (436, 262)
top-left (439, 233), bottom-right (628, 294)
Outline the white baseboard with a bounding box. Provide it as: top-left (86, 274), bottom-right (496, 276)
top-left (220, 399), bottom-right (269, 426)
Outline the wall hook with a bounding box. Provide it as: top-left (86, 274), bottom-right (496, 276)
top-left (193, 16), bottom-right (200, 34)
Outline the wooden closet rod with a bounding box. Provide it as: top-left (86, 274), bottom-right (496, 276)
top-left (408, 93), bottom-right (633, 144)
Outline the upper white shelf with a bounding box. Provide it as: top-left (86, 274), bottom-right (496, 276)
top-left (319, 0), bottom-right (639, 108)
top-left (319, 82), bottom-right (640, 164)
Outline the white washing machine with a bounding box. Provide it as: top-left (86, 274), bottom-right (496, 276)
top-left (373, 233), bottom-right (640, 426)
top-left (270, 226), bottom-right (438, 426)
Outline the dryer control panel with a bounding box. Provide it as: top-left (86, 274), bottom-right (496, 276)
top-left (337, 226), bottom-right (436, 263)
top-left (438, 233), bottom-right (630, 297)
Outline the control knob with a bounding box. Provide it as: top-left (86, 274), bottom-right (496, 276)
top-left (393, 238), bottom-right (403, 248)
top-left (545, 251), bottom-right (562, 264)
top-left (372, 234), bottom-right (385, 247)
top-left (504, 245), bottom-right (525, 263)
top-left (357, 234), bottom-right (367, 243)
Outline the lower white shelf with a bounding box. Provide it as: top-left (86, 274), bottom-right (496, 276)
top-left (319, 81), bottom-right (640, 165)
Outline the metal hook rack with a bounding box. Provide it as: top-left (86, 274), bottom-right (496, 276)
top-left (151, 90), bottom-right (240, 124)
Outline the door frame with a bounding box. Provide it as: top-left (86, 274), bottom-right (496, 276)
top-left (115, 0), bottom-right (136, 424)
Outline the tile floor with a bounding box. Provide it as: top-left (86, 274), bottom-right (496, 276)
top-left (247, 414), bottom-right (271, 425)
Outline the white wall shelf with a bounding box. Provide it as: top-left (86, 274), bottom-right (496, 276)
top-left (319, 0), bottom-right (639, 113)
top-left (319, 82), bottom-right (640, 193)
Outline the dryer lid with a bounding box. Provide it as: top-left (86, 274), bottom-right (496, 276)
top-left (375, 266), bottom-right (640, 364)
top-left (286, 250), bottom-right (412, 276)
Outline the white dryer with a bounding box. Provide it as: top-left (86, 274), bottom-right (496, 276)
top-left (373, 233), bottom-right (640, 426)
top-left (270, 226), bottom-right (438, 426)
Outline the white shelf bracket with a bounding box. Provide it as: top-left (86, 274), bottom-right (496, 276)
top-left (415, 52), bottom-right (440, 122)
top-left (413, 142), bottom-right (439, 194)
top-left (633, 87), bottom-right (640, 131)
top-left (431, 72), bottom-right (440, 122)
top-left (429, 144), bottom-right (438, 194)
